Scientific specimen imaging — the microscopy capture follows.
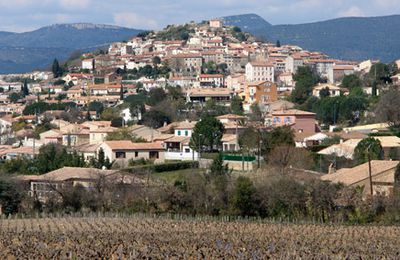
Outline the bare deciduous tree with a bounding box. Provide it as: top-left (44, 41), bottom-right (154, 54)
top-left (375, 87), bottom-right (400, 129)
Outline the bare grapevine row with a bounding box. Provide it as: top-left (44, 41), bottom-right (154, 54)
top-left (1, 217), bottom-right (399, 258)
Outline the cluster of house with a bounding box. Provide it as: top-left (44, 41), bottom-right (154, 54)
top-left (0, 18), bottom-right (392, 117)
top-left (0, 96), bottom-right (320, 163)
top-left (74, 19), bottom-right (385, 112)
top-left (0, 19), bottom-right (400, 203)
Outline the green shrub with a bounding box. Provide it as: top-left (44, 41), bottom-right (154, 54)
top-left (126, 161), bottom-right (198, 174)
top-left (153, 161), bottom-right (198, 173)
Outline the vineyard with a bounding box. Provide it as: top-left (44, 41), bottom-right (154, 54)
top-left (1, 216), bottom-right (400, 258)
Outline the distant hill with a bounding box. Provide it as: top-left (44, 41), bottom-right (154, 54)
top-left (0, 23), bottom-right (143, 74)
top-left (0, 32), bottom-right (15, 38)
top-left (223, 14), bottom-right (400, 62)
top-left (222, 14), bottom-right (271, 32)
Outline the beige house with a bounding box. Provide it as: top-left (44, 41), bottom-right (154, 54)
top-left (61, 125), bottom-right (90, 147)
top-left (18, 167), bottom-right (139, 202)
top-left (329, 65), bottom-right (354, 84)
top-left (318, 136), bottom-right (400, 160)
top-left (265, 100), bottom-right (295, 113)
top-left (81, 121), bottom-right (112, 131)
top-left (39, 129), bottom-right (62, 144)
top-left (99, 141), bottom-right (165, 163)
top-left (0, 115), bottom-right (14, 126)
top-left (89, 127), bottom-right (117, 144)
top-left (74, 143), bottom-right (101, 161)
top-left (168, 53), bottom-right (203, 77)
top-left (185, 88), bottom-right (233, 103)
top-left (217, 114), bottom-right (246, 125)
top-left (321, 160), bottom-right (399, 196)
top-left (66, 86), bottom-right (83, 99)
top-left (312, 83), bottom-right (345, 98)
top-left (226, 74), bottom-right (246, 91)
top-left (130, 125), bottom-right (161, 142)
top-left (51, 119), bottom-right (70, 129)
top-left (222, 134), bottom-right (239, 152)
top-left (5, 146), bottom-right (39, 160)
top-left (198, 74), bottom-right (225, 87)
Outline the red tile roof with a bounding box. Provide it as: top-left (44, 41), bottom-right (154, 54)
top-left (104, 141), bottom-right (164, 150)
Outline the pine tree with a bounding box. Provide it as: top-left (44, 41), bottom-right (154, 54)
top-left (210, 152), bottom-right (229, 178)
top-left (209, 152), bottom-right (230, 209)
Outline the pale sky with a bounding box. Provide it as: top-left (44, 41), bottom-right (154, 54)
top-left (1, 0), bottom-right (400, 32)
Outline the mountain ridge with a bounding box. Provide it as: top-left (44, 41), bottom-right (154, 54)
top-left (0, 23), bottom-right (137, 35)
top-left (222, 13), bottom-right (400, 62)
top-left (0, 23), bottom-right (144, 74)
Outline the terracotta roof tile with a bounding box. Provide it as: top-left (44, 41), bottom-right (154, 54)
top-left (321, 160), bottom-right (399, 185)
top-left (272, 109), bottom-right (316, 116)
top-left (104, 141), bottom-right (164, 150)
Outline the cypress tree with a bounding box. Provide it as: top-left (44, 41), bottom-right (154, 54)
top-left (52, 59), bottom-right (63, 78)
top-left (120, 84), bottom-right (124, 101)
top-left (22, 79), bottom-right (29, 97)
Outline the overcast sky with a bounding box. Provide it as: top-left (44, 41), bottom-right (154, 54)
top-left (1, 0), bottom-right (400, 32)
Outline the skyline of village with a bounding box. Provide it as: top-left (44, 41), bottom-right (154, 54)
top-left (1, 0), bottom-right (400, 32)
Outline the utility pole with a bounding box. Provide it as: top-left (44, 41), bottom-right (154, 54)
top-left (333, 101), bottom-right (337, 126)
top-left (367, 144), bottom-right (374, 196)
top-left (258, 138), bottom-right (261, 169)
top-left (235, 117), bottom-right (238, 151)
top-left (198, 134), bottom-right (203, 162)
top-left (33, 108), bottom-right (37, 157)
top-left (368, 150), bottom-right (373, 196)
top-left (242, 149), bottom-right (245, 172)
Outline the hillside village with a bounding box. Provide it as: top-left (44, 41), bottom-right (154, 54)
top-left (1, 18), bottom-right (400, 219)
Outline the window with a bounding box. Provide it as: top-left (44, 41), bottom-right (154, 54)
top-left (116, 151), bottom-right (126, 158)
top-left (262, 96), bottom-right (269, 103)
top-left (135, 151), bottom-right (139, 158)
top-left (185, 148), bottom-right (190, 153)
top-left (177, 130), bottom-right (181, 136)
top-left (185, 130), bottom-right (189, 136)
top-left (149, 151), bottom-right (159, 159)
top-left (273, 117), bottom-right (281, 124)
top-left (284, 117), bottom-right (292, 124)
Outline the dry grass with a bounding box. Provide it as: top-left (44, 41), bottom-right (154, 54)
top-left (1, 217), bottom-right (399, 258)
